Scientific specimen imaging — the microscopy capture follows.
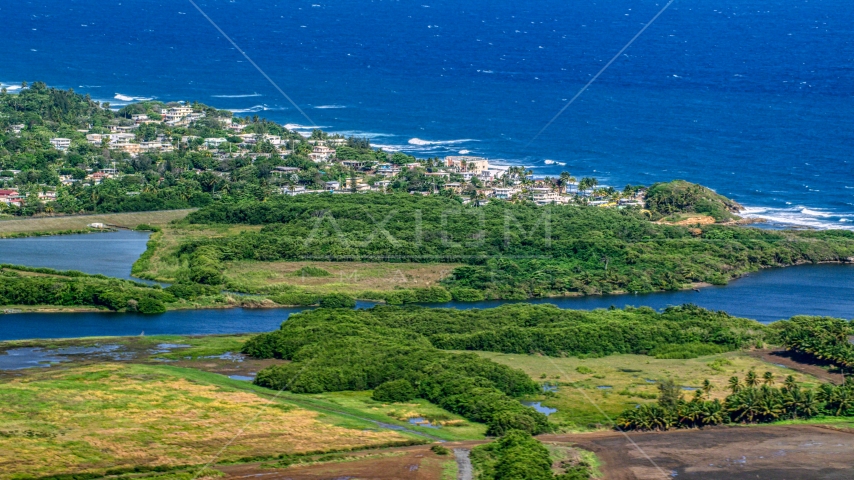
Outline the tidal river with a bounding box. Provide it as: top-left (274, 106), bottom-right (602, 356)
top-left (0, 233), bottom-right (852, 341)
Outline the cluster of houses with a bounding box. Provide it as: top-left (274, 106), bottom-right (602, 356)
top-left (0, 188), bottom-right (56, 207)
top-left (5, 106), bottom-right (647, 210)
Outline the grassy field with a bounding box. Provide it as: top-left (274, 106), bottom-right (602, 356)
top-left (471, 351), bottom-right (822, 430)
top-left (133, 224), bottom-right (462, 295)
top-left (0, 209), bottom-right (194, 236)
top-left (223, 260), bottom-right (461, 295)
top-left (0, 362), bottom-right (414, 478)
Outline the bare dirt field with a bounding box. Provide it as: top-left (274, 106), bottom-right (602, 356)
top-left (546, 425), bottom-right (854, 479)
top-left (0, 209), bottom-right (194, 234)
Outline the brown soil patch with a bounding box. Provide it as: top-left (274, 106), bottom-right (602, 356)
top-left (656, 215), bottom-right (717, 226)
top-left (748, 349), bottom-right (844, 385)
top-left (545, 425), bottom-right (854, 479)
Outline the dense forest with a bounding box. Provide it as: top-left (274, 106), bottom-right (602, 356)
top-left (179, 194), bottom-right (854, 298)
top-left (0, 265), bottom-right (220, 313)
top-left (244, 304), bottom-right (767, 434)
top-left (776, 316), bottom-right (854, 368)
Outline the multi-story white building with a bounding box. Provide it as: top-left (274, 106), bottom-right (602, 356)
top-left (529, 187), bottom-right (561, 206)
top-left (445, 156), bottom-right (489, 174)
top-left (49, 138), bottom-right (71, 151)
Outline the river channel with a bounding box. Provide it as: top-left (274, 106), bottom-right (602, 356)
top-left (0, 232), bottom-right (852, 341)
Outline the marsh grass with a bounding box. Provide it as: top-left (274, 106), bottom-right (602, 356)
top-left (0, 210), bottom-right (194, 235)
top-left (470, 351), bottom-right (820, 429)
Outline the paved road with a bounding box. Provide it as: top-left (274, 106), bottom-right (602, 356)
top-left (453, 448), bottom-right (472, 480)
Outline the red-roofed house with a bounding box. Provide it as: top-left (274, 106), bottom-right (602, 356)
top-left (0, 189), bottom-right (23, 206)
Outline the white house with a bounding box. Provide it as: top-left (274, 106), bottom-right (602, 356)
top-left (49, 138), bottom-right (71, 151)
top-left (529, 187), bottom-right (561, 206)
top-left (492, 187), bottom-right (520, 200)
top-left (204, 138), bottom-right (228, 148)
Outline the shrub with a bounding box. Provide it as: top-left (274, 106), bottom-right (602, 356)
top-left (137, 297), bottom-right (166, 314)
top-left (318, 293), bottom-right (356, 308)
top-left (430, 444), bottom-right (450, 456)
top-left (293, 266), bottom-right (332, 277)
top-left (133, 223), bottom-right (161, 232)
top-left (372, 379), bottom-right (416, 403)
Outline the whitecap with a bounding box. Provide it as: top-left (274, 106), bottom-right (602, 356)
top-left (313, 105), bottom-right (346, 109)
top-left (801, 207), bottom-right (832, 217)
top-left (458, 149), bottom-right (471, 154)
top-left (229, 104), bottom-right (286, 113)
top-left (408, 138), bottom-right (476, 146)
top-left (370, 143), bottom-right (403, 152)
top-left (543, 159), bottom-right (566, 166)
top-left (114, 93), bottom-right (152, 102)
top-left (211, 93), bottom-right (262, 98)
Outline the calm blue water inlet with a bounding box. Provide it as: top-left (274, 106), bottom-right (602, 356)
top-left (0, 231), bottom-right (151, 280)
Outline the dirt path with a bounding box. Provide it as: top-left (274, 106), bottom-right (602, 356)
top-left (545, 424), bottom-right (854, 479)
top-left (453, 448), bottom-right (472, 480)
top-left (748, 349), bottom-right (844, 384)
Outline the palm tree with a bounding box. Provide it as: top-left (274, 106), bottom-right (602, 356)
top-left (745, 370), bottom-right (759, 388)
top-left (559, 171), bottom-right (573, 194)
top-left (701, 399), bottom-right (726, 426)
top-left (783, 375), bottom-right (798, 392)
top-left (702, 379), bottom-right (713, 399)
top-left (763, 372), bottom-right (775, 386)
top-left (728, 376), bottom-right (742, 394)
top-left (830, 386), bottom-right (854, 416)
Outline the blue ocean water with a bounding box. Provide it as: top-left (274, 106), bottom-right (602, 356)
top-left (2, 0), bottom-right (852, 228)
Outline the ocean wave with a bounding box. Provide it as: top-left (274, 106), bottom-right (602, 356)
top-left (333, 130), bottom-right (394, 139)
top-left (229, 104), bottom-right (287, 114)
top-left (458, 149), bottom-right (471, 154)
top-left (408, 138), bottom-right (476, 146)
top-left (114, 93), bottom-right (153, 102)
top-left (314, 105), bottom-right (346, 109)
top-left (741, 205), bottom-right (854, 231)
top-left (212, 93), bottom-right (262, 98)
top-left (544, 159), bottom-right (566, 166)
top-left (370, 143), bottom-right (403, 152)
